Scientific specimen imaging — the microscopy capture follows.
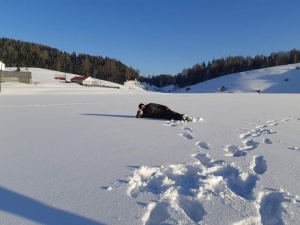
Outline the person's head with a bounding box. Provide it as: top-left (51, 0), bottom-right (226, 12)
top-left (138, 103), bottom-right (145, 110)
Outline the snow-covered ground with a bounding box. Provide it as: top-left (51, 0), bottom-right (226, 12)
top-left (0, 66), bottom-right (300, 224)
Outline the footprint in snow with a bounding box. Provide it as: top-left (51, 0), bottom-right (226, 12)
top-left (182, 127), bottom-right (193, 132)
top-left (261, 129), bottom-right (277, 135)
top-left (179, 133), bottom-right (193, 140)
top-left (101, 186), bottom-right (112, 190)
top-left (196, 154), bottom-right (258, 200)
top-left (256, 125), bottom-right (268, 129)
top-left (163, 122), bottom-right (178, 127)
top-left (252, 156), bottom-right (267, 175)
top-left (242, 139), bottom-right (260, 150)
top-left (239, 132), bottom-right (252, 139)
top-left (195, 141), bottom-right (210, 150)
top-left (266, 120), bottom-right (279, 126)
top-left (240, 128), bottom-right (277, 139)
top-left (259, 192), bottom-right (284, 225)
top-left (177, 195), bottom-right (205, 223)
top-left (226, 173), bottom-right (258, 200)
top-left (282, 118), bottom-right (292, 122)
top-left (263, 138), bottom-right (273, 144)
top-left (224, 145), bottom-right (247, 157)
top-left (193, 153), bottom-right (225, 169)
top-left (143, 202), bottom-right (170, 225)
top-left (195, 153), bottom-right (259, 200)
top-left (193, 153), bottom-right (212, 166)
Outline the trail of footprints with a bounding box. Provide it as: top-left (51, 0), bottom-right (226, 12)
top-left (128, 153), bottom-right (258, 224)
top-left (126, 117), bottom-right (299, 224)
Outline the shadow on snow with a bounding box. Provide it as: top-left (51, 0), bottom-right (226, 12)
top-left (81, 114), bottom-right (167, 121)
top-left (0, 186), bottom-right (104, 225)
top-left (81, 113), bottom-right (134, 118)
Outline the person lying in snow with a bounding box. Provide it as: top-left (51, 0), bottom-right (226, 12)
top-left (136, 103), bottom-right (193, 122)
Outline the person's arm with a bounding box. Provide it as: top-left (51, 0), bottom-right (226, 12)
top-left (136, 109), bottom-right (142, 118)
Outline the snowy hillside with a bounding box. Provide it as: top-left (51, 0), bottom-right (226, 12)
top-left (2, 67), bottom-right (131, 95)
top-left (145, 63), bottom-right (300, 93)
top-left (0, 65), bottom-right (300, 225)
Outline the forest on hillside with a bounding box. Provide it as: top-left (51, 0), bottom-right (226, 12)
top-left (0, 38), bottom-right (140, 84)
top-left (140, 49), bottom-right (300, 88)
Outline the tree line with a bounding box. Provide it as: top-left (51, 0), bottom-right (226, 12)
top-left (1, 37), bottom-right (299, 88)
top-left (140, 49), bottom-right (300, 88)
top-left (0, 38), bottom-right (140, 84)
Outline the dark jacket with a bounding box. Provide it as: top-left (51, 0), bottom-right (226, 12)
top-left (136, 103), bottom-right (173, 118)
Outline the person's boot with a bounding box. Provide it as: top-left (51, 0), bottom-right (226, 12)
top-left (181, 114), bottom-right (193, 122)
top-left (186, 116), bottom-right (193, 122)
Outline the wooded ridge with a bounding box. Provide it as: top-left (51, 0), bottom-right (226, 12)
top-left (0, 38), bottom-right (139, 85)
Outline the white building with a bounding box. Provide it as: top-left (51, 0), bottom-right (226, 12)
top-left (0, 61), bottom-right (5, 70)
top-left (83, 77), bottom-right (97, 86)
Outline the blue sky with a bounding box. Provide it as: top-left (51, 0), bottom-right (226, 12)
top-left (1, 0), bottom-right (300, 76)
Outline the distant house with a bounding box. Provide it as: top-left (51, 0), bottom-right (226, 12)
top-left (54, 74), bottom-right (66, 81)
top-left (83, 77), bottom-right (97, 86)
top-left (0, 61), bottom-right (5, 70)
top-left (70, 76), bottom-right (88, 84)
